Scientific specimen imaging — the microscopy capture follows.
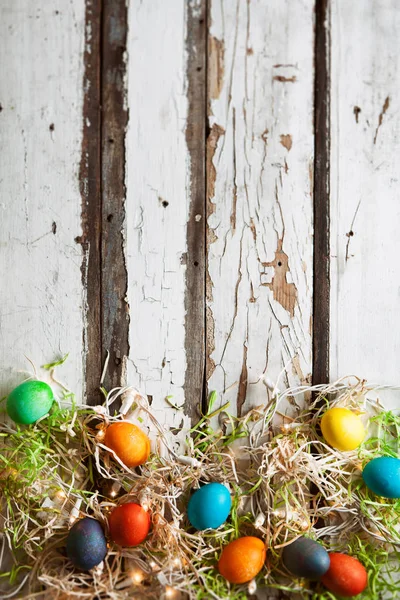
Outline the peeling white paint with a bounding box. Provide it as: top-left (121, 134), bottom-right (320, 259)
top-left (0, 1), bottom-right (86, 398)
top-left (207, 0), bottom-right (314, 415)
top-left (125, 0), bottom-right (192, 434)
top-left (330, 0), bottom-right (400, 401)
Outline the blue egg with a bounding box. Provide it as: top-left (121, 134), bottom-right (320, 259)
top-left (66, 517), bottom-right (107, 571)
top-left (187, 483), bottom-right (232, 530)
top-left (363, 456), bottom-right (400, 498)
top-left (282, 537), bottom-right (330, 580)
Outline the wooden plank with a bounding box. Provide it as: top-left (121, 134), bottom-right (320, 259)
top-left (0, 0), bottom-right (89, 399)
top-left (79, 0), bottom-right (102, 403)
top-left (206, 0), bottom-right (315, 415)
top-left (313, 0), bottom-right (331, 386)
top-left (125, 0), bottom-right (205, 429)
top-left (330, 0), bottom-right (400, 390)
top-left (184, 0), bottom-right (207, 420)
top-left (101, 0), bottom-right (129, 393)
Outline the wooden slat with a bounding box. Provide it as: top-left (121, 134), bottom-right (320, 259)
top-left (330, 0), bottom-right (400, 390)
top-left (0, 0), bottom-right (89, 399)
top-left (206, 0), bottom-right (315, 415)
top-left (125, 0), bottom-right (205, 430)
top-left (313, 0), bottom-right (331, 386)
top-left (80, 0), bottom-right (102, 403)
top-left (184, 0), bottom-right (207, 420)
top-left (101, 0), bottom-right (129, 393)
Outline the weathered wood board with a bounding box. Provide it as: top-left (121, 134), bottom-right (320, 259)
top-left (0, 0), bottom-right (87, 399)
top-left (330, 0), bottom-right (400, 391)
top-left (206, 0), bottom-right (315, 416)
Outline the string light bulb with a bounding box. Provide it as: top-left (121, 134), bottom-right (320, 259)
top-left (165, 586), bottom-right (178, 599)
top-left (130, 568), bottom-right (144, 585)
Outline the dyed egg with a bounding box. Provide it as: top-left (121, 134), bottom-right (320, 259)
top-left (321, 407), bottom-right (365, 451)
top-left (6, 380), bottom-right (54, 424)
top-left (321, 553), bottom-right (368, 597)
top-left (66, 517), bottom-right (107, 571)
top-left (282, 537), bottom-right (330, 580)
top-left (109, 502), bottom-right (150, 546)
top-left (218, 537), bottom-right (266, 584)
top-left (187, 483), bottom-right (231, 530)
top-left (104, 422), bottom-right (150, 468)
top-left (363, 456), bottom-right (400, 498)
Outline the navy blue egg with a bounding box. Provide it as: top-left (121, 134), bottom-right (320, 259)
top-left (187, 483), bottom-right (231, 530)
top-left (363, 456), bottom-right (400, 498)
top-left (66, 517), bottom-right (107, 571)
top-left (282, 537), bottom-right (330, 580)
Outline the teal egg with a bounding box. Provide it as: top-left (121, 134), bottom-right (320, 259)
top-left (187, 483), bottom-right (231, 530)
top-left (363, 456), bottom-right (400, 498)
top-left (6, 380), bottom-right (54, 424)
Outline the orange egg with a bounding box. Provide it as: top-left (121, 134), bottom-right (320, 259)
top-left (104, 422), bottom-right (150, 468)
top-left (218, 537), bottom-right (266, 584)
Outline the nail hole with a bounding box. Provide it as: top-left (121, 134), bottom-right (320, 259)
top-left (52, 221), bottom-right (57, 234)
top-left (349, 230), bottom-right (354, 236)
top-left (194, 261), bottom-right (199, 267)
top-left (107, 214), bottom-right (113, 222)
top-left (277, 261), bottom-right (282, 267)
top-left (162, 200), bottom-right (169, 208)
top-left (115, 357), bottom-right (121, 366)
top-left (49, 123), bottom-right (54, 131)
top-left (74, 236), bottom-right (82, 244)
top-left (197, 66), bottom-right (202, 72)
top-left (199, 18), bottom-right (204, 24)
top-left (108, 138), bottom-right (114, 144)
top-left (0, 104), bottom-right (3, 112)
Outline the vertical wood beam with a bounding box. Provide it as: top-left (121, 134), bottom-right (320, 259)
top-left (80, 0), bottom-right (102, 403)
top-left (184, 0), bottom-right (208, 420)
top-left (101, 0), bottom-right (130, 392)
top-left (313, 0), bottom-right (331, 386)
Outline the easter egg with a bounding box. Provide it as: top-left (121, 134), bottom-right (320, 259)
top-left (66, 517), bottom-right (107, 571)
top-left (321, 553), bottom-right (368, 597)
top-left (218, 537), bottom-right (266, 584)
top-left (104, 422), bottom-right (150, 468)
top-left (109, 502), bottom-right (150, 546)
top-left (6, 380), bottom-right (54, 424)
top-left (282, 537), bottom-right (330, 580)
top-left (362, 456), bottom-right (400, 498)
top-left (187, 483), bottom-right (232, 530)
top-left (320, 407), bottom-right (365, 451)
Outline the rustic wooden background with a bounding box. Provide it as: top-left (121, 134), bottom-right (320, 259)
top-left (1, 0), bottom-right (399, 430)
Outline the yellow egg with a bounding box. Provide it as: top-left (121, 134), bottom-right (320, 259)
top-left (321, 407), bottom-right (365, 451)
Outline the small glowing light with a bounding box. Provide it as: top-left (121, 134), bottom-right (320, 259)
top-left (165, 586), bottom-right (177, 599)
top-left (130, 569), bottom-right (144, 585)
top-left (173, 557), bottom-right (182, 568)
top-left (149, 560), bottom-right (157, 570)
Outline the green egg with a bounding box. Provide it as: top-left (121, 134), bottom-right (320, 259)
top-left (6, 380), bottom-right (54, 424)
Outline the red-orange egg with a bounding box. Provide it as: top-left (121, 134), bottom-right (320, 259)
top-left (104, 422), bottom-right (150, 468)
top-left (109, 502), bottom-right (151, 546)
top-left (218, 537), bottom-right (266, 584)
top-left (321, 553), bottom-right (368, 597)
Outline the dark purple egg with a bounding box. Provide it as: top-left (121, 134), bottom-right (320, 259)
top-left (66, 517), bottom-right (107, 571)
top-left (282, 536), bottom-right (330, 580)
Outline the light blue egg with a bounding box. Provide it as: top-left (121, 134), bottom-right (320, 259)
top-left (187, 482), bottom-right (231, 530)
top-left (363, 456), bottom-right (400, 498)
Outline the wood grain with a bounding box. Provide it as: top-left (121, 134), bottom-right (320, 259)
top-left (79, 0), bottom-right (102, 403)
top-left (0, 0), bottom-right (88, 398)
top-left (330, 0), bottom-right (400, 392)
top-left (101, 0), bottom-right (129, 393)
top-left (206, 0), bottom-right (315, 416)
top-left (313, 0), bottom-right (331, 386)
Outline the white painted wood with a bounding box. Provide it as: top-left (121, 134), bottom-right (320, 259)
top-left (0, 1), bottom-right (86, 399)
top-left (125, 0), bottom-right (192, 432)
top-left (330, 0), bottom-right (400, 393)
top-left (206, 0), bottom-right (315, 415)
